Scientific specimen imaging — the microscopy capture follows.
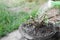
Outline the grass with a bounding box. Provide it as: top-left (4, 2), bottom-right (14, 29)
top-left (0, 9), bottom-right (29, 37)
top-left (0, 3), bottom-right (38, 37)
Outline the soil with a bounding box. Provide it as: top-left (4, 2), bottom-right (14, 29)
top-left (19, 19), bottom-right (56, 40)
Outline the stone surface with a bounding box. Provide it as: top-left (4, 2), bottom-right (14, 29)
top-left (0, 30), bottom-right (22, 40)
